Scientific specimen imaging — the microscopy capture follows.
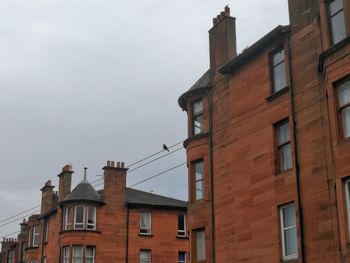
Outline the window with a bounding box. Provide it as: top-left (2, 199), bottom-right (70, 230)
top-left (63, 246), bottom-right (70, 263)
top-left (72, 245), bottom-right (83, 263)
top-left (65, 207), bottom-right (72, 230)
top-left (42, 257), bottom-right (46, 263)
top-left (276, 121), bottom-right (292, 172)
top-left (178, 251), bottom-right (186, 263)
top-left (32, 225), bottom-right (40, 247)
top-left (44, 220), bottom-right (49, 243)
top-left (87, 206), bottom-right (96, 230)
top-left (192, 100), bottom-right (203, 135)
top-left (280, 203), bottom-right (298, 261)
top-left (194, 161), bottom-right (204, 200)
top-left (31, 261), bottom-right (38, 263)
top-left (21, 242), bottom-right (27, 262)
top-left (140, 212), bottom-right (151, 235)
top-left (328, 0), bottom-right (346, 45)
top-left (194, 229), bottom-right (206, 261)
top-left (344, 179), bottom-right (350, 239)
top-left (178, 214), bottom-right (186, 237)
top-left (271, 49), bottom-right (287, 93)
top-left (62, 246), bottom-right (95, 263)
top-left (65, 205), bottom-right (97, 230)
top-left (337, 80), bottom-right (350, 138)
top-left (75, 206), bottom-right (85, 229)
top-left (140, 249), bottom-right (151, 263)
top-left (85, 247), bottom-right (95, 263)
top-left (7, 251), bottom-right (13, 263)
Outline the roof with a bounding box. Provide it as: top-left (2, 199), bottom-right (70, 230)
top-left (178, 69), bottom-right (212, 110)
top-left (61, 178), bottom-right (104, 205)
top-left (219, 25), bottom-right (290, 74)
top-left (125, 188), bottom-right (187, 209)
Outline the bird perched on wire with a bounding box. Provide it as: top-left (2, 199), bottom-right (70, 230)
top-left (163, 144), bottom-right (170, 152)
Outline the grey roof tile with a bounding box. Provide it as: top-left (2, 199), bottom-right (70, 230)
top-left (62, 178), bottom-right (103, 204)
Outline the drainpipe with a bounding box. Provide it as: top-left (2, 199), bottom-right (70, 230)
top-left (287, 34), bottom-right (306, 263)
top-left (207, 87), bottom-right (216, 263)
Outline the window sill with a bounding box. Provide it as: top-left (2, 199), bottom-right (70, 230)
top-left (266, 87), bottom-right (289, 102)
top-left (318, 36), bottom-right (350, 73)
top-left (60, 229), bottom-right (101, 235)
top-left (139, 233), bottom-right (153, 237)
top-left (184, 132), bottom-right (209, 148)
top-left (176, 235), bottom-right (189, 240)
top-left (280, 257), bottom-right (298, 263)
top-left (27, 246), bottom-right (39, 250)
top-left (275, 168), bottom-right (293, 176)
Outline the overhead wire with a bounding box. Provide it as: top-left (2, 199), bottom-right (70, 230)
top-left (0, 139), bottom-right (186, 237)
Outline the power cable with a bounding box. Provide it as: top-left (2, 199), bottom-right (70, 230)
top-left (0, 140), bottom-right (185, 232)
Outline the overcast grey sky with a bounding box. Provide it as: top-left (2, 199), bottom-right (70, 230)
top-left (0, 0), bottom-right (289, 238)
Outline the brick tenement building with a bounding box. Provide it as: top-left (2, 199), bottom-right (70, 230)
top-left (1, 161), bottom-right (188, 263)
top-left (179, 1), bottom-right (350, 263)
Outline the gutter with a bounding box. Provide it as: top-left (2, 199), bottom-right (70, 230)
top-left (287, 33), bottom-right (306, 263)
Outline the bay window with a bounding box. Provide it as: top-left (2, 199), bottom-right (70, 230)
top-left (193, 161), bottom-right (204, 201)
top-left (192, 100), bottom-right (203, 135)
top-left (64, 204), bottom-right (97, 230)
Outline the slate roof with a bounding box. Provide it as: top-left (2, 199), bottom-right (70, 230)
top-left (97, 188), bottom-right (187, 209)
top-left (178, 69), bottom-right (212, 110)
top-left (61, 178), bottom-right (104, 205)
top-left (125, 188), bottom-right (187, 209)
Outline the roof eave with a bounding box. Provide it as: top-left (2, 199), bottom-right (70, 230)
top-left (219, 25), bottom-right (290, 75)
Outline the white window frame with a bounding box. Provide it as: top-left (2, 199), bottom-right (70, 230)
top-left (32, 225), bottom-right (40, 247)
top-left (72, 245), bottom-right (83, 263)
top-left (140, 249), bottom-right (152, 263)
top-left (177, 214), bottom-right (186, 237)
top-left (178, 251), bottom-right (186, 263)
top-left (65, 207), bottom-right (72, 230)
top-left (140, 212), bottom-right (151, 235)
top-left (85, 246), bottom-right (95, 263)
top-left (280, 203), bottom-right (298, 261)
top-left (87, 206), bottom-right (96, 230)
top-left (62, 246), bottom-right (70, 263)
top-left (194, 161), bottom-right (204, 201)
top-left (192, 100), bottom-right (203, 135)
top-left (74, 206), bottom-right (85, 229)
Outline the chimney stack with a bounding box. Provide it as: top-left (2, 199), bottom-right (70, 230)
top-left (209, 5), bottom-right (237, 76)
top-left (40, 180), bottom-right (55, 214)
top-left (57, 164), bottom-right (73, 203)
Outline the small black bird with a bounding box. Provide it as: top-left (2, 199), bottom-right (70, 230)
top-left (163, 144), bottom-right (170, 152)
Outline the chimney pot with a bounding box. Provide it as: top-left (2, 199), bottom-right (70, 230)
top-left (121, 162), bottom-right (125, 168)
top-left (225, 5), bottom-right (230, 16)
top-left (111, 161), bottom-right (115, 167)
top-left (62, 164), bottom-right (72, 172)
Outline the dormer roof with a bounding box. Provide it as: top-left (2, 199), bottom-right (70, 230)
top-left (61, 178), bottom-right (104, 205)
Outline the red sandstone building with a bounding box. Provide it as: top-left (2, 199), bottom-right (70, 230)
top-left (179, 0), bottom-right (350, 262)
top-left (1, 161), bottom-right (188, 262)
